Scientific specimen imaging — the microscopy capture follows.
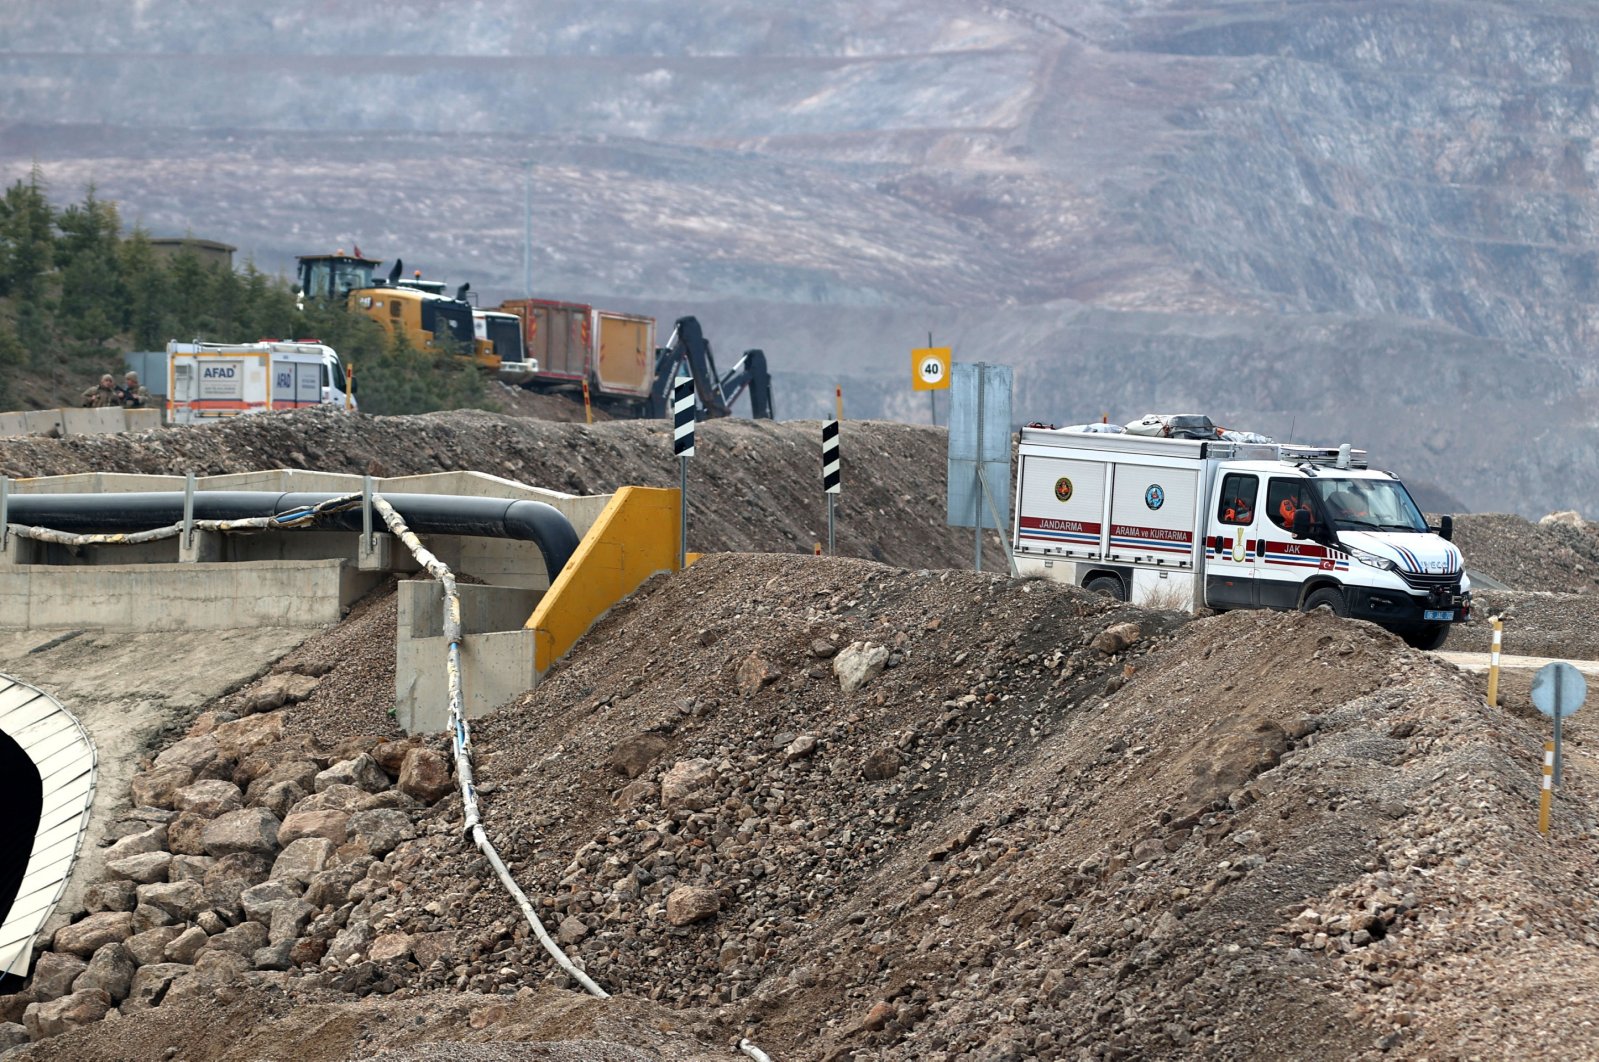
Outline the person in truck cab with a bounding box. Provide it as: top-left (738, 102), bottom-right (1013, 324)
top-left (1224, 496), bottom-right (1253, 523)
top-left (1269, 483), bottom-right (1321, 536)
top-left (1326, 490), bottom-right (1369, 522)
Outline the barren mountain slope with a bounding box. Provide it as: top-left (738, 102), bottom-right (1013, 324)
top-left (9, 2), bottom-right (1599, 512)
top-left (11, 556), bottom-right (1599, 1060)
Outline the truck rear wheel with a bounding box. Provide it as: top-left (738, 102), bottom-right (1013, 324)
top-left (1402, 624), bottom-right (1450, 651)
top-left (1085, 575), bottom-right (1125, 602)
top-left (1302, 587), bottom-right (1347, 617)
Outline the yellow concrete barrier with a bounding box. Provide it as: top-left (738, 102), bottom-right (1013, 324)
top-left (527, 486), bottom-right (680, 673)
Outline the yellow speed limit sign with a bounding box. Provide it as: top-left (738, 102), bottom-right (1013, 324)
top-left (912, 347), bottom-right (951, 391)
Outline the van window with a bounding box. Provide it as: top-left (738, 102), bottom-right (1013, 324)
top-left (1217, 473), bottom-right (1258, 525)
top-left (1266, 479), bottom-right (1319, 531)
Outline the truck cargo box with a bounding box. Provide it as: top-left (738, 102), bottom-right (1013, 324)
top-left (502, 298), bottom-right (591, 382)
top-left (593, 311), bottom-right (654, 398)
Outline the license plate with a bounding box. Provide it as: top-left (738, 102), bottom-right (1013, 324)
top-left (1423, 610), bottom-right (1455, 622)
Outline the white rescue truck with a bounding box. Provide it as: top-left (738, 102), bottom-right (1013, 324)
top-left (1011, 419), bottom-right (1470, 649)
top-left (167, 341), bottom-right (356, 424)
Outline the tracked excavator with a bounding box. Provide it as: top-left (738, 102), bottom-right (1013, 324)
top-left (645, 316), bottom-right (774, 420)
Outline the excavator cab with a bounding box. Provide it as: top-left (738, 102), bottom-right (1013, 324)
top-left (295, 252), bottom-right (493, 371)
top-left (296, 253), bottom-right (380, 302)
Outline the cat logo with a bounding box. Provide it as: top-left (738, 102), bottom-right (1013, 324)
top-left (1054, 477), bottom-right (1073, 503)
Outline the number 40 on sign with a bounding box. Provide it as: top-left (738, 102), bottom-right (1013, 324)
top-left (912, 347), bottom-right (951, 391)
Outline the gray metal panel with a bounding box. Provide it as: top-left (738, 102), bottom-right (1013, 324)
top-left (947, 363), bottom-right (1013, 530)
top-left (124, 351), bottom-right (170, 397)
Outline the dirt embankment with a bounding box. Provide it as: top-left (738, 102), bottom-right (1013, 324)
top-left (1440, 513), bottom-right (1599, 658)
top-left (0, 406), bottom-right (1004, 570)
top-left (13, 556), bottom-right (1599, 1061)
top-left (6, 412), bottom-right (1599, 1059)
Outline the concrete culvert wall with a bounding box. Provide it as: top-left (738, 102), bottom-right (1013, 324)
top-left (0, 673), bottom-right (96, 981)
top-left (0, 729), bottom-right (42, 932)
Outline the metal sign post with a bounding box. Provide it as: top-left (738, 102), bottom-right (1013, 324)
top-left (362, 475), bottom-right (374, 553)
top-left (913, 336), bottom-right (951, 427)
top-left (182, 473), bottom-right (196, 551)
top-left (1532, 661), bottom-right (1586, 785)
top-left (822, 419), bottom-right (841, 554)
top-left (0, 477), bottom-right (8, 554)
top-left (1531, 661), bottom-right (1587, 833)
top-left (672, 376), bottom-right (695, 569)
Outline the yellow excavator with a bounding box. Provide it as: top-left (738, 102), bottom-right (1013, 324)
top-left (295, 252), bottom-right (500, 373)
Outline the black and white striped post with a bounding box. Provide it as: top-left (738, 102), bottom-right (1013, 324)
top-left (673, 375), bottom-right (695, 569)
top-left (822, 419), bottom-right (841, 554)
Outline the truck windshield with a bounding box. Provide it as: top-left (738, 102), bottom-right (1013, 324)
top-left (1310, 479), bottom-right (1428, 533)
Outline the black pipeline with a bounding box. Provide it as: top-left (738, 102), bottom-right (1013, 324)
top-left (4, 491), bottom-right (581, 579)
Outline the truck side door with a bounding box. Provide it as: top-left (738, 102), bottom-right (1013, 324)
top-left (1203, 471), bottom-right (1260, 609)
top-left (1256, 478), bottom-right (1347, 608)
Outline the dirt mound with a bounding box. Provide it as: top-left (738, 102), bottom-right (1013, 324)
top-left (23, 555), bottom-right (1596, 1061)
top-left (1452, 513), bottom-right (1599, 594)
top-left (1442, 588), bottom-right (1599, 659)
top-left (0, 408), bottom-right (1002, 569)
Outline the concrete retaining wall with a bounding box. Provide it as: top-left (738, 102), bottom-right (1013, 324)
top-left (395, 581), bottom-right (542, 732)
top-left (0, 407), bottom-right (160, 438)
top-left (0, 558), bottom-right (382, 630)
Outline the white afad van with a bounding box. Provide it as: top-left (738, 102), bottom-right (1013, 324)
top-left (1011, 417), bottom-right (1470, 649)
top-left (167, 341), bottom-right (356, 424)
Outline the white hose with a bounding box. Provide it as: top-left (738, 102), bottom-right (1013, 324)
top-left (7, 492), bottom-right (367, 546)
top-left (369, 494), bottom-right (610, 999)
top-left (372, 494), bottom-right (778, 1058)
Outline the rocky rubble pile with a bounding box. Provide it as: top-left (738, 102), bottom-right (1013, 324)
top-left (1452, 511), bottom-right (1599, 594)
top-left (10, 557), bottom-right (1599, 1059)
top-left (0, 661), bottom-right (458, 1049)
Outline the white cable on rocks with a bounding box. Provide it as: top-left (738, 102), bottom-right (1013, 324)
top-left (372, 494), bottom-right (778, 1061)
top-left (369, 494), bottom-right (610, 999)
top-left (7, 493), bottom-right (367, 546)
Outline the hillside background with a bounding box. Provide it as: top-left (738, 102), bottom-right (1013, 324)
top-left (3, 1), bottom-right (1598, 515)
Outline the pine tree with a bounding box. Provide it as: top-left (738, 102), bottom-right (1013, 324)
top-left (0, 166), bottom-right (55, 299)
top-left (119, 227), bottom-right (174, 351)
top-left (55, 185), bottom-right (123, 348)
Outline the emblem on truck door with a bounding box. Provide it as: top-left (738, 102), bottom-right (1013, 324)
top-left (1233, 528), bottom-right (1246, 563)
top-left (1145, 484), bottom-right (1165, 510)
top-left (1055, 477), bottom-right (1073, 503)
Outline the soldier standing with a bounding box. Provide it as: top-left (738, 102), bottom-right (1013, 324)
top-left (118, 371), bottom-right (150, 409)
top-left (81, 374), bottom-right (118, 408)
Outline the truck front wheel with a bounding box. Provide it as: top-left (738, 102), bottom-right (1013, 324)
top-left (1302, 587), bottom-right (1347, 617)
top-left (1402, 624), bottom-right (1450, 651)
top-left (1085, 575), bottom-right (1125, 602)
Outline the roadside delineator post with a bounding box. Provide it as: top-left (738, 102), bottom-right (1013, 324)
top-left (1487, 616), bottom-right (1504, 707)
top-left (582, 379), bottom-right (593, 424)
top-left (822, 419), bottom-right (841, 555)
top-left (672, 375), bottom-right (695, 570)
top-left (345, 363), bottom-right (355, 410)
top-left (1539, 742), bottom-right (1555, 835)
